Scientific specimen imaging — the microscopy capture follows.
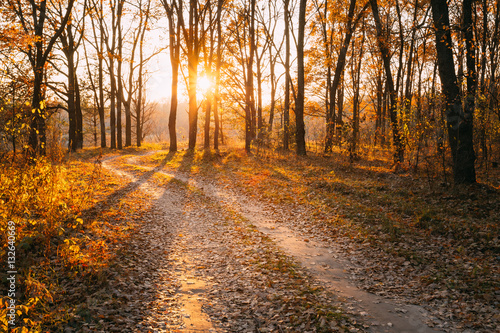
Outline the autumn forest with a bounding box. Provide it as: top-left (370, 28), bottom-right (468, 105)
top-left (0, 0), bottom-right (499, 332)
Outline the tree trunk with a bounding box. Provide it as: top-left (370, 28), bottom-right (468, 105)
top-left (98, 9), bottom-right (106, 148)
top-left (75, 75), bottom-right (84, 149)
top-left (117, 18), bottom-right (123, 150)
top-left (370, 0), bottom-right (404, 164)
top-left (268, 43), bottom-right (276, 137)
top-left (325, 0), bottom-right (361, 152)
top-left (169, 61), bottom-right (179, 152)
top-left (374, 65), bottom-right (383, 146)
top-left (430, 0), bottom-right (476, 183)
top-left (350, 25), bottom-right (364, 161)
top-left (204, 94), bottom-right (212, 149)
top-left (283, 0), bottom-right (290, 150)
top-left (295, 0), bottom-right (307, 156)
top-left (67, 51), bottom-right (77, 152)
top-left (214, 0), bottom-right (223, 150)
top-left (245, 0), bottom-right (256, 153)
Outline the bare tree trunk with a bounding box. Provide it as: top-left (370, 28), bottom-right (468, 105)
top-left (430, 0), bottom-right (476, 183)
top-left (350, 22), bottom-right (364, 161)
top-left (370, 0), bottom-right (404, 164)
top-left (245, 0), bottom-right (256, 153)
top-left (99, 33), bottom-right (106, 148)
top-left (204, 3), bottom-right (215, 150)
top-left (75, 74), bottom-right (83, 149)
top-left (374, 65), bottom-right (383, 146)
top-left (283, 0), bottom-right (290, 150)
top-left (268, 43), bottom-right (276, 137)
top-left (214, 0), bottom-right (223, 150)
top-left (295, 0), bottom-right (307, 156)
top-left (162, 0), bottom-right (185, 152)
top-left (9, 0), bottom-right (75, 156)
top-left (117, 4), bottom-right (124, 150)
top-left (431, 0), bottom-right (476, 184)
top-left (325, 0), bottom-right (366, 152)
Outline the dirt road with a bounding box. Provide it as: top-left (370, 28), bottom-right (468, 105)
top-left (96, 152), bottom-right (446, 333)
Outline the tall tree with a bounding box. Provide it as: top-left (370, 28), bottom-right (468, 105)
top-left (161, 0), bottom-right (182, 152)
top-left (324, 0), bottom-right (366, 152)
top-left (430, 0), bottom-right (476, 183)
top-left (349, 18), bottom-right (365, 160)
top-left (213, 0), bottom-right (224, 150)
top-left (244, 0), bottom-right (256, 153)
top-left (370, 0), bottom-right (404, 164)
top-left (87, 0), bottom-right (107, 148)
top-left (283, 0), bottom-right (291, 150)
top-left (295, 0), bottom-right (307, 155)
top-left (55, 0), bottom-right (86, 151)
top-left (7, 0), bottom-right (75, 156)
top-left (203, 2), bottom-right (216, 150)
top-left (179, 0), bottom-right (209, 151)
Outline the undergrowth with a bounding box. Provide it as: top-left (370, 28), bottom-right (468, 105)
top-left (0, 151), bottom-right (123, 332)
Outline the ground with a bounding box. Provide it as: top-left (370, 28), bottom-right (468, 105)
top-left (2, 145), bottom-right (498, 332)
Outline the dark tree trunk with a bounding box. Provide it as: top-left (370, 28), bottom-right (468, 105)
top-left (295, 0), bottom-right (307, 156)
top-left (374, 65), bottom-right (383, 146)
top-left (283, 0), bottom-right (290, 150)
top-left (67, 53), bottom-right (77, 151)
top-left (163, 0), bottom-right (181, 152)
top-left (204, 93), bottom-right (212, 150)
top-left (117, 20), bottom-right (123, 149)
top-left (75, 75), bottom-right (83, 149)
top-left (370, 0), bottom-right (404, 164)
top-left (245, 0), bottom-right (256, 153)
top-left (98, 10), bottom-right (107, 148)
top-left (350, 24), bottom-right (364, 161)
top-left (430, 0), bottom-right (476, 184)
top-left (28, 72), bottom-right (46, 156)
top-left (169, 62), bottom-right (179, 152)
top-left (268, 42), bottom-right (276, 136)
top-left (325, 0), bottom-right (362, 152)
top-left (214, 0), bottom-right (223, 150)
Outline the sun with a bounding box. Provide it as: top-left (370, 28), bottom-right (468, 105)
top-left (198, 75), bottom-right (212, 94)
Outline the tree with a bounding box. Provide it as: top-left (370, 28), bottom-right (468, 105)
top-left (244, 0), bottom-right (256, 153)
top-left (87, 0), bottom-right (107, 148)
top-left (369, 0), bottom-right (404, 164)
top-left (349, 18), bottom-right (365, 161)
top-left (54, 0), bottom-right (86, 151)
top-left (324, 0), bottom-right (367, 152)
top-left (213, 0), bottom-right (225, 150)
top-left (295, 0), bottom-right (307, 155)
top-left (161, 0), bottom-right (182, 152)
top-left (283, 0), bottom-right (291, 150)
top-left (178, 0), bottom-right (210, 151)
top-left (6, 0), bottom-right (75, 156)
top-left (430, 0), bottom-right (476, 183)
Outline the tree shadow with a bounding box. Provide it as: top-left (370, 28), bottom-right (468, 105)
top-left (80, 151), bottom-right (177, 220)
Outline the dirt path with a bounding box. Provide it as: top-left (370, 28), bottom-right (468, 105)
top-left (155, 170), bottom-right (444, 333)
top-left (100, 153), bottom-right (446, 332)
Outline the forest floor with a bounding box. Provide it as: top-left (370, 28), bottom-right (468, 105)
top-left (1, 144), bottom-right (499, 332)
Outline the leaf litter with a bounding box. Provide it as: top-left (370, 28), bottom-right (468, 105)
top-left (80, 153), bottom-right (362, 332)
top-left (63, 148), bottom-right (498, 333)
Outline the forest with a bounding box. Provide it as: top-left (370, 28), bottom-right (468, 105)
top-left (0, 0), bottom-right (499, 332)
